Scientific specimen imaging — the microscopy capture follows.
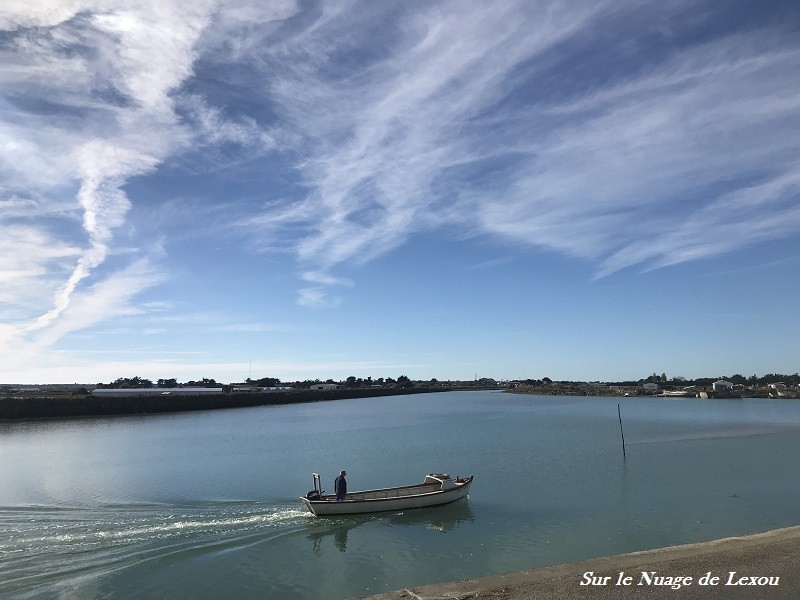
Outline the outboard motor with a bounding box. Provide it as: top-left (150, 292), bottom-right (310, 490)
top-left (306, 473), bottom-right (323, 500)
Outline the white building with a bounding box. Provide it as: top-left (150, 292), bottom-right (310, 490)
top-left (311, 383), bottom-right (340, 390)
top-left (642, 382), bottom-right (658, 392)
top-left (712, 380), bottom-right (734, 391)
top-left (92, 387), bottom-right (223, 397)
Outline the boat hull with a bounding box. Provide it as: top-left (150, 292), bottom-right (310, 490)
top-left (301, 476), bottom-right (473, 516)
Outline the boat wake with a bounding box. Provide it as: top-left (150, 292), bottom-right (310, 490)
top-left (0, 501), bottom-right (309, 596)
top-left (630, 426), bottom-right (785, 445)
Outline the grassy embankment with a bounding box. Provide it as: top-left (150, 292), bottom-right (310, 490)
top-left (0, 387), bottom-right (449, 421)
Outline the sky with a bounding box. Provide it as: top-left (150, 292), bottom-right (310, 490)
top-left (1, 0), bottom-right (799, 385)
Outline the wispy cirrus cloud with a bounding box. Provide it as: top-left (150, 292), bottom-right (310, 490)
top-left (2, 1), bottom-right (205, 339)
top-left (240, 0), bottom-right (800, 296)
top-left (0, 258), bottom-right (166, 380)
top-left (0, 0), bottom-right (291, 354)
top-left (0, 226), bottom-right (81, 316)
top-left (297, 287), bottom-right (344, 310)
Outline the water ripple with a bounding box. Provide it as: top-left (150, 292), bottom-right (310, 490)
top-left (0, 502), bottom-right (310, 596)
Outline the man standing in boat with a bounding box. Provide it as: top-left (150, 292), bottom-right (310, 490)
top-left (334, 470), bottom-right (347, 501)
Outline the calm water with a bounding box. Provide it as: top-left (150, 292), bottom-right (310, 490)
top-left (2, 391), bottom-right (799, 599)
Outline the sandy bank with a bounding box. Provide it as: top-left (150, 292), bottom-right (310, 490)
top-left (357, 525), bottom-right (800, 599)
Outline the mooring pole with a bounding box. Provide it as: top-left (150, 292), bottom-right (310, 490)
top-left (617, 403), bottom-right (626, 458)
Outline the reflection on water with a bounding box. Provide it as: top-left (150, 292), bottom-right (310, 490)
top-left (305, 501), bottom-right (475, 555)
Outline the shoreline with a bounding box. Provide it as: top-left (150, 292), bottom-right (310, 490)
top-left (357, 525), bottom-right (800, 599)
top-left (0, 387), bottom-right (457, 421)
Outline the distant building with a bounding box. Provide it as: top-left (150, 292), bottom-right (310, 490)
top-left (230, 385), bottom-right (293, 393)
top-left (642, 383), bottom-right (658, 392)
top-left (311, 383), bottom-right (340, 390)
top-left (231, 385), bottom-right (259, 393)
top-left (712, 380), bottom-right (734, 391)
top-left (92, 387), bottom-right (223, 397)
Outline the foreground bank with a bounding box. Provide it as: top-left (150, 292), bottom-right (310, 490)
top-left (358, 525), bottom-right (800, 599)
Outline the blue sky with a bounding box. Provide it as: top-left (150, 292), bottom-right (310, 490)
top-left (1, 0), bottom-right (799, 384)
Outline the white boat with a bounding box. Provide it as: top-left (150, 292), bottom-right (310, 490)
top-left (300, 473), bottom-right (474, 516)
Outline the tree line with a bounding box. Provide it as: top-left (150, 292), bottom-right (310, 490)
top-left (92, 372), bottom-right (800, 390)
top-left (609, 373), bottom-right (800, 387)
top-left (94, 374), bottom-right (417, 389)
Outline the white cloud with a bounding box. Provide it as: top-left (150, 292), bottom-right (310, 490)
top-left (0, 1), bottom-right (88, 30)
top-left (599, 171), bottom-right (800, 277)
top-left (292, 269), bottom-right (354, 308)
top-left (300, 271), bottom-right (353, 287)
top-left (0, 258), bottom-right (166, 380)
top-left (183, 96), bottom-right (276, 149)
top-left (0, 226), bottom-right (82, 317)
top-left (297, 287), bottom-right (343, 309)
top-left (260, 1), bottom-right (608, 270)
top-left (0, 1), bottom-right (212, 334)
top-left (245, 0), bottom-right (800, 284)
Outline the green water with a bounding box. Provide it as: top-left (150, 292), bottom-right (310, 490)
top-left (2, 391), bottom-right (799, 598)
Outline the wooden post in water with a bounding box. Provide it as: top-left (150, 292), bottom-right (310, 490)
top-left (617, 403), bottom-right (626, 458)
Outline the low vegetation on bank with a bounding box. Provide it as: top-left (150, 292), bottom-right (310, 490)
top-left (509, 373), bottom-right (800, 398)
top-left (0, 386), bottom-right (454, 421)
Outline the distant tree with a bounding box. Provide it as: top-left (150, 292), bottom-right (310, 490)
top-left (110, 376), bottom-right (153, 388)
top-left (660, 373), bottom-right (667, 382)
top-left (184, 378), bottom-right (218, 387)
top-left (396, 375), bottom-right (412, 388)
top-left (542, 377), bottom-right (552, 385)
top-left (254, 377), bottom-right (280, 387)
top-left (294, 379), bottom-right (320, 389)
top-left (157, 378), bottom-right (178, 388)
top-left (345, 376), bottom-right (357, 387)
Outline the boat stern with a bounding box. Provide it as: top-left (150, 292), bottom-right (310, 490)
top-left (300, 496), bottom-right (318, 515)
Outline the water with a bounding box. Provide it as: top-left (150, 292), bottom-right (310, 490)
top-left (1, 391), bottom-right (799, 599)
